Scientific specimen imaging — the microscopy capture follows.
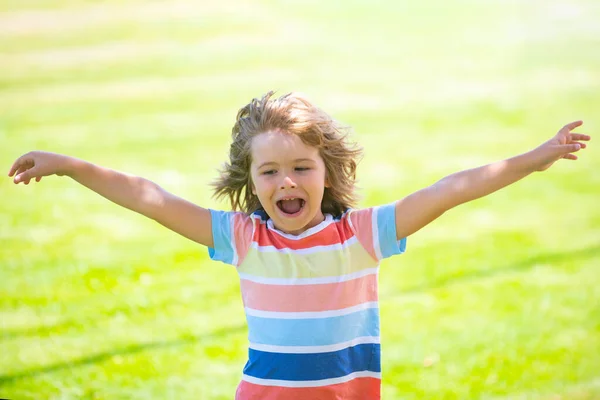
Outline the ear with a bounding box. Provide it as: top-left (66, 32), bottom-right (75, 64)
top-left (250, 181), bottom-right (257, 195)
top-left (324, 176), bottom-right (331, 188)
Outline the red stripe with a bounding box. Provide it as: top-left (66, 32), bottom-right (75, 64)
top-left (240, 274), bottom-right (378, 312)
top-left (253, 217), bottom-right (355, 250)
top-left (236, 376), bottom-right (380, 400)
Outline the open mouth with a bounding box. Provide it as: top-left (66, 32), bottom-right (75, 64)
top-left (276, 198), bottom-right (306, 215)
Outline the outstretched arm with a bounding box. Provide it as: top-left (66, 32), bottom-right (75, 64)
top-left (394, 121), bottom-right (591, 239)
top-left (8, 152), bottom-right (214, 247)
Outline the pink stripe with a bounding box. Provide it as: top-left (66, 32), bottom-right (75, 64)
top-left (240, 274), bottom-right (378, 312)
top-left (233, 213), bottom-right (254, 266)
top-left (349, 208), bottom-right (377, 261)
top-left (236, 376), bottom-right (380, 400)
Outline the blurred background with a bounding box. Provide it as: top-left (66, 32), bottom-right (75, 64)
top-left (1, 0), bottom-right (599, 399)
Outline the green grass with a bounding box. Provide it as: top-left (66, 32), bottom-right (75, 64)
top-left (1, 0), bottom-right (599, 399)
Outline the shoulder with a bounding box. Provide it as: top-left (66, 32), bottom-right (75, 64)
top-left (208, 209), bottom-right (256, 266)
top-left (209, 209), bottom-right (257, 242)
top-left (347, 203), bottom-right (397, 229)
top-left (346, 203), bottom-right (405, 260)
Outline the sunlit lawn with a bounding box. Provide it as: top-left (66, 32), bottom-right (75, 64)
top-left (1, 1), bottom-right (599, 399)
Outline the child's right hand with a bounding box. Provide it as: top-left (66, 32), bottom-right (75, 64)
top-left (8, 151), bottom-right (72, 185)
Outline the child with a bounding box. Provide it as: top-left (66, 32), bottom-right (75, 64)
top-left (8, 91), bottom-right (590, 400)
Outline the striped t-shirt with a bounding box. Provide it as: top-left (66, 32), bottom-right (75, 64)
top-left (209, 202), bottom-right (406, 400)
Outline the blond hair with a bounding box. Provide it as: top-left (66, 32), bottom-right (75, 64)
top-left (212, 91), bottom-right (363, 216)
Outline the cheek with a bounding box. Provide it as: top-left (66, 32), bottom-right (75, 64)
top-left (307, 176), bottom-right (326, 198)
top-left (253, 178), bottom-right (273, 198)
top-left (250, 173), bottom-right (264, 195)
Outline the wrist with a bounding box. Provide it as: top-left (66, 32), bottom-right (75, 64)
top-left (59, 155), bottom-right (84, 177)
top-left (528, 142), bottom-right (557, 172)
top-left (515, 147), bottom-right (546, 173)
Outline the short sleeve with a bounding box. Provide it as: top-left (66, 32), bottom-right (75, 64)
top-left (208, 210), bottom-right (254, 267)
top-left (348, 202), bottom-right (407, 261)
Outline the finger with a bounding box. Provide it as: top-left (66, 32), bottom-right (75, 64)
top-left (562, 153), bottom-right (578, 160)
top-left (15, 167), bottom-right (36, 184)
top-left (35, 176), bottom-right (42, 182)
top-left (13, 162), bottom-right (32, 176)
top-left (8, 157), bottom-right (30, 177)
top-left (557, 143), bottom-right (582, 155)
top-left (562, 120), bottom-right (583, 132)
top-left (7, 159), bottom-right (20, 177)
top-left (12, 165), bottom-right (29, 182)
top-left (570, 133), bottom-right (591, 141)
top-left (569, 141), bottom-right (587, 149)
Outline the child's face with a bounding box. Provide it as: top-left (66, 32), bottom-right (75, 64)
top-left (250, 130), bottom-right (328, 235)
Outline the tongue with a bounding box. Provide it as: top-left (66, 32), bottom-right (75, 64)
top-left (280, 199), bottom-right (302, 214)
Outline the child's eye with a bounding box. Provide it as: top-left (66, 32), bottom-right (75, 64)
top-left (295, 167), bottom-right (310, 172)
top-left (262, 170), bottom-right (276, 175)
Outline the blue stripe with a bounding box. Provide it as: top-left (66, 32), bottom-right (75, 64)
top-left (247, 308), bottom-right (379, 346)
top-left (243, 343), bottom-right (380, 381)
top-left (208, 209), bottom-right (235, 265)
top-left (376, 202), bottom-right (407, 259)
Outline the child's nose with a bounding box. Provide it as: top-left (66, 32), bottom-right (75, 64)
top-left (280, 176), bottom-right (297, 189)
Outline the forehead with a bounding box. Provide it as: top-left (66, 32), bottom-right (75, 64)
top-left (251, 131), bottom-right (320, 164)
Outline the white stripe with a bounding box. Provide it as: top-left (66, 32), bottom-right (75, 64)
top-left (245, 301), bottom-right (378, 319)
top-left (372, 206), bottom-right (383, 260)
top-left (346, 209), bottom-right (358, 235)
top-left (250, 235), bottom-right (358, 255)
top-left (238, 266), bottom-right (378, 286)
top-left (242, 370), bottom-right (381, 388)
top-left (249, 336), bottom-right (380, 354)
top-left (266, 215), bottom-right (334, 239)
top-left (231, 216), bottom-right (238, 266)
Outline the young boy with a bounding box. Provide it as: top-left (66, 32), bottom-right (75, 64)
top-left (8, 92), bottom-right (590, 399)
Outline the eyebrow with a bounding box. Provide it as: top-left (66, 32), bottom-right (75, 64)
top-left (256, 158), bottom-right (316, 170)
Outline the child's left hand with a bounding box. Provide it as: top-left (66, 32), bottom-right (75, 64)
top-left (535, 120), bottom-right (591, 171)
